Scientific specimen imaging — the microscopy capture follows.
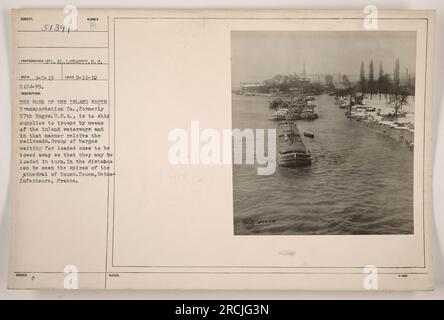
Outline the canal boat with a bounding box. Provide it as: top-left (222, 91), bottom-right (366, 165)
top-left (269, 109), bottom-right (288, 121)
top-left (303, 131), bottom-right (315, 138)
top-left (277, 121), bottom-right (312, 167)
top-left (300, 108), bottom-right (319, 120)
top-left (285, 111), bottom-right (301, 121)
top-left (269, 114), bottom-right (286, 121)
top-left (339, 101), bottom-right (348, 109)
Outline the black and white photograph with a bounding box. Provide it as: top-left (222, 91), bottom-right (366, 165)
top-left (232, 31), bottom-right (416, 235)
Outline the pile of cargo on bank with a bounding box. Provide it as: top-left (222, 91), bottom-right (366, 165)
top-left (268, 94), bottom-right (319, 121)
top-left (335, 94), bottom-right (415, 150)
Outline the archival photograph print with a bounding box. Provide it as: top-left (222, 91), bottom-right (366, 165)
top-left (232, 31), bottom-right (416, 235)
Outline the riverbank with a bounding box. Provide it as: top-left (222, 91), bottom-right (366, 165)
top-left (345, 96), bottom-right (415, 150)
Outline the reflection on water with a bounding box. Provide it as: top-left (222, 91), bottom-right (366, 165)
top-left (232, 94), bottom-right (414, 235)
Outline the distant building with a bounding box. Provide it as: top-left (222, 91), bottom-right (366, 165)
top-left (240, 82), bottom-right (263, 93)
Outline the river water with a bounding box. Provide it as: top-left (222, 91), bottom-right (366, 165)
top-left (232, 94), bottom-right (414, 235)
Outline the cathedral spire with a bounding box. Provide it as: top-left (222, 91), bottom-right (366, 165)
top-left (302, 61), bottom-right (306, 80)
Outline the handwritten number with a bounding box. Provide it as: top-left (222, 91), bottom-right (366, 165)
top-left (41, 24), bottom-right (71, 34)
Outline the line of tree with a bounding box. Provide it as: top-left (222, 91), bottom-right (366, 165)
top-left (358, 58), bottom-right (415, 100)
top-left (363, 59), bottom-right (414, 117)
top-left (327, 58), bottom-right (413, 118)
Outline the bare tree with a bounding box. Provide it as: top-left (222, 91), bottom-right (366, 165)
top-left (369, 60), bottom-right (374, 100)
top-left (377, 62), bottom-right (384, 99)
top-left (393, 58), bottom-right (400, 91)
top-left (359, 61), bottom-right (366, 95)
top-left (389, 87), bottom-right (409, 118)
top-left (382, 73), bottom-right (392, 99)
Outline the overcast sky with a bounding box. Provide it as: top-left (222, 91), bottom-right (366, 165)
top-left (231, 31), bottom-right (417, 86)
